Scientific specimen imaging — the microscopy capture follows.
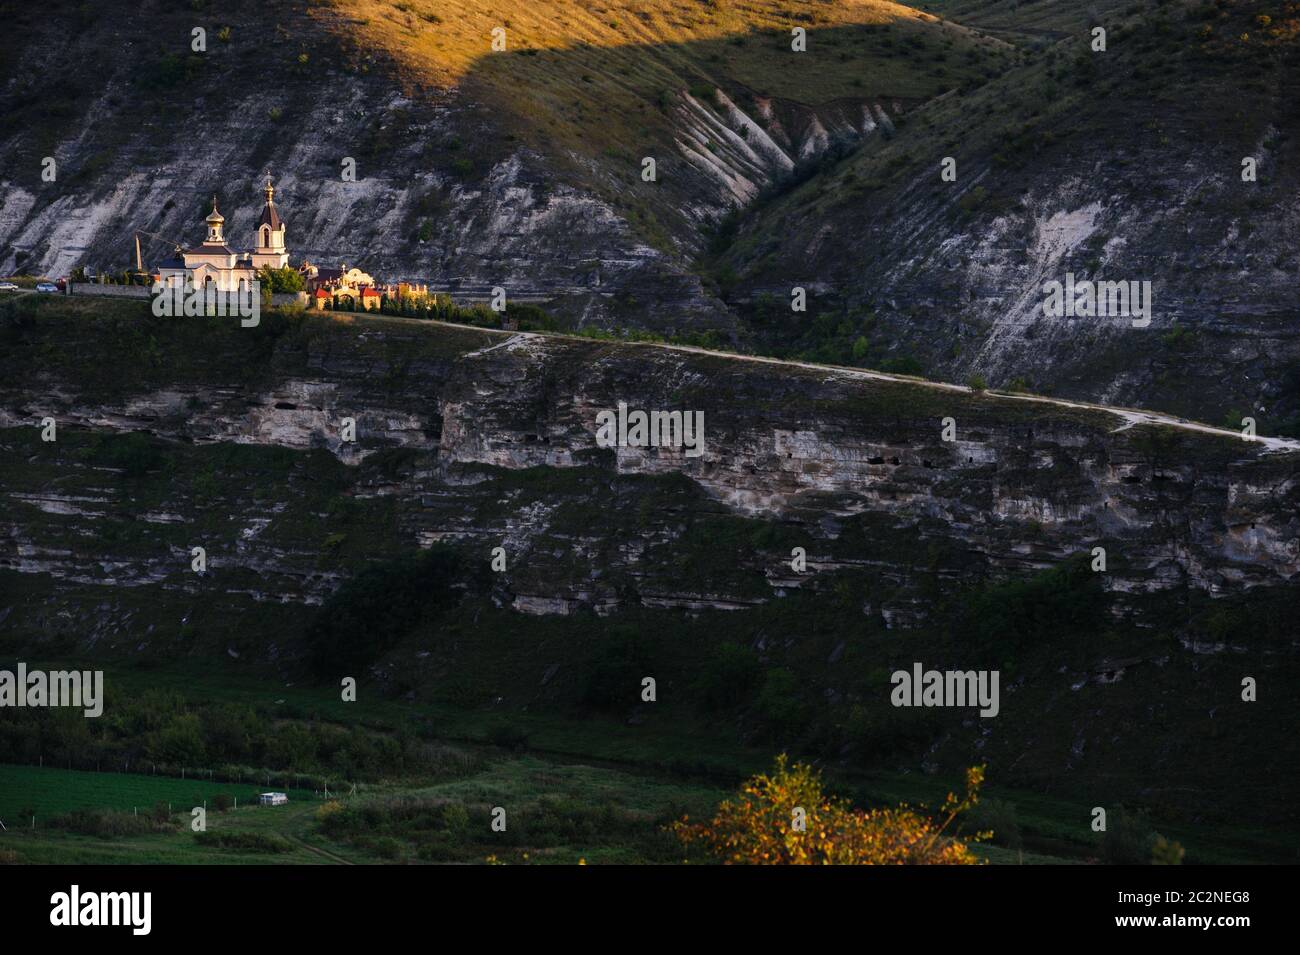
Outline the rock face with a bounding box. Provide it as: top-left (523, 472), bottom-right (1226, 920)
top-left (2, 302), bottom-right (1296, 629)
top-left (3, 2), bottom-right (1294, 418)
top-left (0, 1), bottom-right (918, 340)
top-left (435, 334), bottom-right (1300, 607)
top-left (3, 299), bottom-right (1297, 821)
top-left (0, 2), bottom-right (729, 333)
top-left (672, 89), bottom-right (908, 211)
top-left (720, 4), bottom-right (1300, 424)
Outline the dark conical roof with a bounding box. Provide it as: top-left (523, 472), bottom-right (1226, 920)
top-left (258, 177), bottom-right (284, 230)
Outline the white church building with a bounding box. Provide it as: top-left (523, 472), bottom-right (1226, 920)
top-left (156, 178), bottom-right (289, 293)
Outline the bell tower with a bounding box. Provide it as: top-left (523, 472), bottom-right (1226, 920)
top-left (250, 176), bottom-right (289, 269)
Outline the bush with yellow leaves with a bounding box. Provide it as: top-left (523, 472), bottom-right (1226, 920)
top-left (314, 799), bottom-right (344, 823)
top-left (670, 754), bottom-right (987, 865)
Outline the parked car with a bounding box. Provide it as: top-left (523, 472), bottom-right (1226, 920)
top-left (0, 281), bottom-right (18, 292)
top-left (35, 282), bottom-right (59, 293)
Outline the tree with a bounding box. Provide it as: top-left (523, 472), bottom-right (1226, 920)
top-left (148, 714), bottom-right (206, 766)
top-left (305, 546), bottom-right (464, 678)
top-left (1101, 806), bottom-right (1157, 865)
top-left (257, 265), bottom-right (305, 294)
top-left (670, 755), bottom-right (987, 864)
top-left (1151, 835), bottom-right (1185, 866)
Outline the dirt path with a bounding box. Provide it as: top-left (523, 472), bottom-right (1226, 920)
top-left (276, 803), bottom-right (356, 865)
top-left (286, 832), bottom-right (355, 865)
top-left (441, 321), bottom-right (1300, 455)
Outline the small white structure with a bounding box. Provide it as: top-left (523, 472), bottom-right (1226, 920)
top-left (258, 792), bottom-right (288, 806)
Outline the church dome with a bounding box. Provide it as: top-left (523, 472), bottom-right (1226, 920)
top-left (205, 196), bottom-right (224, 224)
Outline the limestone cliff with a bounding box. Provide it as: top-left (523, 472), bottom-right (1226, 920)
top-left (2, 298), bottom-right (1296, 624)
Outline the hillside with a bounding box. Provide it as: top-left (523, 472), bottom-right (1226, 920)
top-left (914, 0), bottom-right (1137, 40)
top-left (5, 0), bottom-right (1300, 878)
top-left (319, 0), bottom-right (1008, 240)
top-left (2, 2), bottom-right (1293, 423)
top-left (712, 0), bottom-right (1300, 425)
top-left (0, 0), bottom-right (1008, 336)
top-left (2, 295), bottom-right (1298, 826)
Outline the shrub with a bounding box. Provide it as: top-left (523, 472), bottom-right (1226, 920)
top-left (958, 185), bottom-right (989, 215)
top-left (194, 830), bottom-right (292, 853)
top-left (671, 755), bottom-right (986, 864)
top-left (91, 432), bottom-right (167, 478)
top-left (843, 701), bottom-right (945, 759)
top-left (956, 554), bottom-right (1106, 668)
top-left (966, 797), bottom-right (1021, 849)
top-left (257, 265), bottom-right (304, 294)
top-left (487, 723), bottom-right (529, 752)
top-left (583, 626), bottom-right (653, 710)
top-left (146, 713), bottom-right (207, 766)
top-left (441, 803), bottom-right (470, 835)
top-left (306, 546), bottom-right (464, 678)
top-left (1102, 807), bottom-right (1157, 865)
top-left (754, 668), bottom-right (810, 738)
top-left (316, 800), bottom-right (345, 823)
top-left (1151, 834), bottom-right (1185, 865)
top-left (49, 809), bottom-right (172, 837)
top-left (878, 355), bottom-right (924, 375)
top-left (694, 643), bottom-right (762, 711)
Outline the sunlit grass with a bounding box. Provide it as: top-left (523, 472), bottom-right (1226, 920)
top-left (321, 0), bottom-right (988, 94)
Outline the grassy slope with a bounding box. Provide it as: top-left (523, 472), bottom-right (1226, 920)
top-left (318, 0), bottom-right (1011, 248)
top-left (329, 0), bottom-right (994, 95)
top-left (720, 0), bottom-right (1297, 281)
top-left (913, 0), bottom-right (1136, 39)
top-left (4, 662), bottom-right (1293, 864)
top-left (3, 298), bottom-right (1297, 864)
top-left (0, 764), bottom-right (316, 819)
top-left (708, 0), bottom-right (1300, 419)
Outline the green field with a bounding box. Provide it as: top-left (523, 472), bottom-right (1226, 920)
top-left (0, 768), bottom-right (338, 865)
top-left (0, 764), bottom-right (317, 822)
top-left (2, 300), bottom-right (1293, 865)
top-left (0, 750), bottom-right (1063, 865)
top-left (2, 661), bottom-right (1295, 865)
top-left (0, 753), bottom-right (723, 865)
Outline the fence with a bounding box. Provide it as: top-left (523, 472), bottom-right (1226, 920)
top-left (68, 282), bottom-right (150, 299)
top-left (67, 283), bottom-right (308, 307)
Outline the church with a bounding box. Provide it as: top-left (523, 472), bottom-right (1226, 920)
top-left (156, 178), bottom-right (290, 293)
